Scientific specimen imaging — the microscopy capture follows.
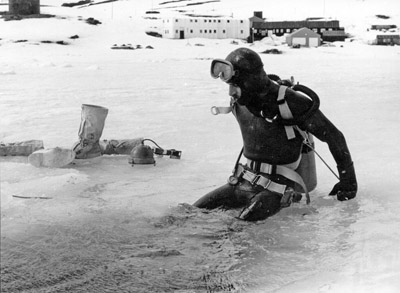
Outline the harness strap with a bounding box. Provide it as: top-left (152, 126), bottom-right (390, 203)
top-left (245, 160), bottom-right (310, 204)
top-left (277, 86), bottom-right (296, 140)
top-left (235, 164), bottom-right (310, 204)
top-left (241, 167), bottom-right (287, 194)
top-left (277, 86), bottom-right (312, 148)
top-left (277, 166), bottom-right (310, 203)
top-left (248, 157), bottom-right (301, 172)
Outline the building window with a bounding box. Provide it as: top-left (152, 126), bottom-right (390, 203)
top-left (209, 20), bottom-right (211, 22)
top-left (213, 20), bottom-right (216, 22)
top-left (175, 19), bottom-right (178, 22)
top-left (190, 29), bottom-right (193, 33)
top-left (223, 30), bottom-right (226, 33)
top-left (218, 20), bottom-right (221, 23)
top-left (240, 30), bottom-right (243, 34)
top-left (204, 20), bottom-right (207, 23)
top-left (214, 30), bottom-right (217, 33)
top-left (240, 20), bottom-right (243, 23)
top-left (195, 19), bottom-right (197, 23)
top-left (200, 30), bottom-right (202, 33)
top-left (227, 20), bottom-right (230, 23)
top-left (176, 30), bottom-right (178, 33)
top-left (190, 19), bottom-right (193, 22)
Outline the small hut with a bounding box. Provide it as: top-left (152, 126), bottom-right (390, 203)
top-left (9, 0), bottom-right (40, 15)
top-left (376, 34), bottom-right (400, 45)
top-left (286, 27), bottom-right (321, 47)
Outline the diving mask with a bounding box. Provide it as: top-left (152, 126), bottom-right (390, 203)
top-left (210, 59), bottom-right (238, 83)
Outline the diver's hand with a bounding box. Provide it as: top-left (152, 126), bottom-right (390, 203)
top-left (329, 162), bottom-right (357, 201)
top-left (329, 182), bottom-right (357, 201)
top-left (238, 192), bottom-right (281, 221)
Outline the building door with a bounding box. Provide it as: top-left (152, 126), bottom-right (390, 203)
top-left (179, 30), bottom-right (184, 39)
top-left (309, 37), bottom-right (319, 47)
top-left (292, 37), bottom-right (306, 46)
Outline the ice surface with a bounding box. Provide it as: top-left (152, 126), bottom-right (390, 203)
top-left (1, 0), bottom-right (400, 292)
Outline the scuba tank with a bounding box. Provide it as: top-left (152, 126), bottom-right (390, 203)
top-left (295, 134), bottom-right (317, 192)
top-left (271, 75), bottom-right (319, 193)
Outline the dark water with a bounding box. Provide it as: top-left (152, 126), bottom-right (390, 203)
top-left (1, 197), bottom-right (360, 293)
top-left (1, 204), bottom-right (254, 293)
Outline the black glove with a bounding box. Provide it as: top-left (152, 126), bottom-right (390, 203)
top-left (329, 162), bottom-right (357, 201)
top-left (238, 192), bottom-right (281, 221)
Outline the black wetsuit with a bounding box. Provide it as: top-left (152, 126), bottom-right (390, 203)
top-left (194, 84), bottom-right (355, 221)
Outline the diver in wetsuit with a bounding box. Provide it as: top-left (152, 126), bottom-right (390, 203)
top-left (193, 48), bottom-right (357, 221)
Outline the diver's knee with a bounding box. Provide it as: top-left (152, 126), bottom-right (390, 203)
top-left (193, 183), bottom-right (234, 209)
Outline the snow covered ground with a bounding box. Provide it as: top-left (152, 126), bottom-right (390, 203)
top-left (1, 0), bottom-right (400, 292)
